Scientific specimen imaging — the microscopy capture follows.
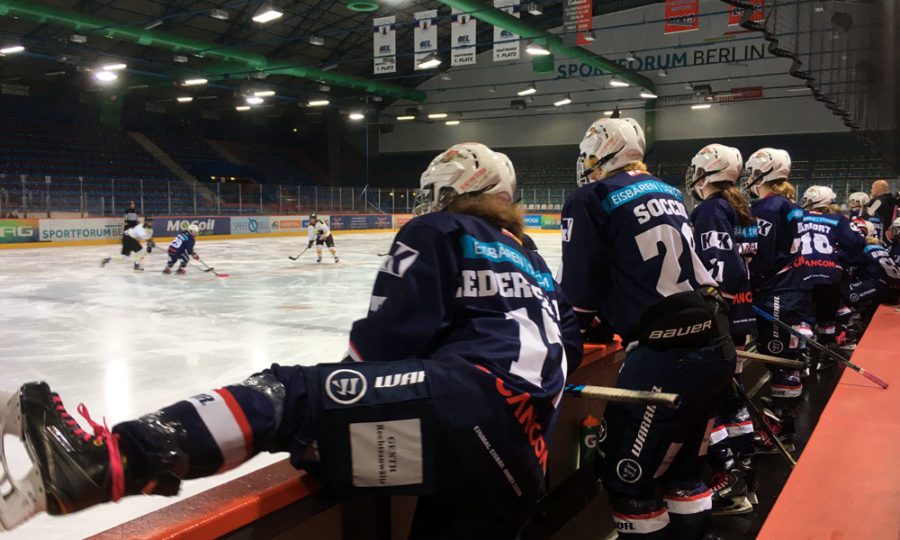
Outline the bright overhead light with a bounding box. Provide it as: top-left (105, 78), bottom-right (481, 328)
top-left (253, 90), bottom-right (275, 97)
top-left (445, 120), bottom-right (460, 126)
top-left (349, 112), bottom-right (365, 120)
top-left (691, 103), bottom-right (712, 110)
top-left (210, 8), bottom-right (229, 20)
top-left (417, 53), bottom-right (442, 69)
top-left (639, 90), bottom-right (657, 99)
top-left (144, 20), bottom-right (163, 30)
top-left (183, 78), bottom-right (208, 86)
top-left (309, 35), bottom-right (325, 46)
top-left (101, 63), bottom-right (127, 71)
top-left (176, 96), bottom-right (193, 103)
top-left (517, 84), bottom-right (537, 96)
top-left (553, 95), bottom-right (572, 107)
top-left (252, 5), bottom-right (283, 23)
top-left (396, 115), bottom-right (415, 121)
top-left (427, 113), bottom-right (448, 119)
top-left (609, 77), bottom-right (629, 87)
top-left (0, 45), bottom-right (25, 54)
top-left (787, 87), bottom-right (811, 92)
top-left (525, 41), bottom-right (550, 56)
top-left (308, 99), bottom-right (330, 107)
top-left (174, 54), bottom-right (188, 63)
top-left (603, 110), bottom-right (614, 116)
top-left (70, 34), bottom-right (87, 43)
top-left (94, 71), bottom-right (117, 82)
top-left (235, 105), bottom-right (251, 111)
top-left (246, 96), bottom-right (264, 105)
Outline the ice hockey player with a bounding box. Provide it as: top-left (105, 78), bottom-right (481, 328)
top-left (0, 142), bottom-right (582, 539)
top-left (685, 144), bottom-right (757, 516)
top-left (889, 218), bottom-right (900, 266)
top-left (866, 179), bottom-right (899, 242)
top-left (561, 117), bottom-right (734, 539)
top-left (796, 186), bottom-right (865, 370)
top-left (162, 224), bottom-right (199, 275)
top-left (307, 213), bottom-right (338, 263)
top-left (101, 217), bottom-right (154, 272)
top-left (840, 218), bottom-right (900, 326)
top-left (846, 192), bottom-right (870, 219)
top-left (742, 148), bottom-right (807, 451)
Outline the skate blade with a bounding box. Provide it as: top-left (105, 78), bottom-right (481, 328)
top-left (0, 390), bottom-right (47, 531)
top-left (712, 495), bottom-right (754, 516)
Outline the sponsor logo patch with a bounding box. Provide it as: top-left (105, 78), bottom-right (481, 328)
top-left (767, 340), bottom-right (784, 354)
top-left (325, 369), bottom-right (367, 405)
top-left (379, 241), bottom-right (420, 277)
top-left (700, 231), bottom-right (733, 251)
top-left (616, 458), bottom-right (643, 484)
top-left (756, 218), bottom-right (773, 237)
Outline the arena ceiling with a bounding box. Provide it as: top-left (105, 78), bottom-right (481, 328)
top-left (0, 0), bottom-right (661, 115)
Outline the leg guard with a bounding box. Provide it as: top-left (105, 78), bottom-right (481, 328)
top-left (609, 496), bottom-right (669, 539)
top-left (663, 481), bottom-right (712, 539)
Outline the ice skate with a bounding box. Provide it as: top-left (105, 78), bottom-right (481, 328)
top-left (162, 267), bottom-right (172, 274)
top-left (99, 257), bottom-right (111, 268)
top-left (177, 268), bottom-right (186, 275)
top-left (334, 257), bottom-right (339, 263)
top-left (0, 382), bottom-right (125, 530)
top-left (710, 468), bottom-right (753, 515)
top-left (316, 255), bottom-right (322, 263)
top-left (133, 264), bottom-right (143, 272)
top-left (752, 408), bottom-right (795, 454)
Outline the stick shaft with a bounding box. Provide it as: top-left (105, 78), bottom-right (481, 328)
top-left (737, 350), bottom-right (805, 368)
top-left (565, 384), bottom-right (680, 408)
top-left (732, 377), bottom-right (797, 467)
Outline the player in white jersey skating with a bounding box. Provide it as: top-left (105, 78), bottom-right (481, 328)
top-left (307, 213), bottom-right (338, 263)
top-left (100, 217), bottom-right (154, 272)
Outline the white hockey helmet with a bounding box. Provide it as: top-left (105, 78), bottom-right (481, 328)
top-left (800, 185), bottom-right (836, 210)
top-left (890, 217), bottom-right (900, 241)
top-left (847, 192), bottom-right (870, 210)
top-left (576, 117), bottom-right (646, 185)
top-left (850, 217), bottom-right (876, 240)
top-left (743, 148), bottom-right (792, 196)
top-left (685, 144), bottom-right (743, 200)
top-left (188, 224), bottom-right (200, 235)
top-left (413, 142), bottom-right (515, 215)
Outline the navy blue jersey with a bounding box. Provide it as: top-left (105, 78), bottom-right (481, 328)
top-left (167, 232), bottom-right (196, 257)
top-left (839, 243), bottom-right (900, 294)
top-left (797, 211), bottom-right (864, 286)
top-left (890, 241), bottom-right (900, 267)
top-left (689, 196), bottom-right (757, 337)
top-left (348, 211), bottom-right (582, 409)
top-left (559, 170), bottom-right (716, 342)
top-left (748, 194), bottom-right (805, 292)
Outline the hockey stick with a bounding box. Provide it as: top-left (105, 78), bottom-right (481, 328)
top-left (193, 257), bottom-right (229, 278)
top-left (564, 384), bottom-right (681, 409)
top-left (737, 350), bottom-right (806, 369)
top-left (753, 306), bottom-right (889, 389)
top-left (289, 247), bottom-right (310, 261)
top-left (732, 376), bottom-right (797, 468)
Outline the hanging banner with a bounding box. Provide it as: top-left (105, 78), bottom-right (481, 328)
top-left (728, 0), bottom-right (765, 26)
top-left (493, 0), bottom-right (520, 62)
top-left (563, 0), bottom-right (593, 47)
top-left (664, 0), bottom-right (699, 34)
top-left (451, 8), bottom-right (477, 66)
top-left (414, 10), bottom-right (439, 70)
top-left (373, 16), bottom-right (396, 74)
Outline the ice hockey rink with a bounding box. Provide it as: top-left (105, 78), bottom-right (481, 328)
top-left (0, 231), bottom-right (563, 539)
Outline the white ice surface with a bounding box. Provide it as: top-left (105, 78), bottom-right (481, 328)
top-left (0, 231), bottom-right (562, 539)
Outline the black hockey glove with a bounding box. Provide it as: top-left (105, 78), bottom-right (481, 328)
top-left (146, 239), bottom-right (155, 253)
top-left (307, 240), bottom-right (314, 249)
top-left (576, 312), bottom-right (616, 343)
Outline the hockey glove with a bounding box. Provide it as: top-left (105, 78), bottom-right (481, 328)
top-left (307, 241), bottom-right (314, 249)
top-left (192, 253), bottom-right (199, 260)
top-left (146, 239), bottom-right (155, 253)
top-left (577, 313), bottom-right (616, 343)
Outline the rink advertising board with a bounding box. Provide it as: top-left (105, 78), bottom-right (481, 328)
top-left (524, 215), bottom-right (542, 228)
top-left (230, 216), bottom-right (271, 235)
top-left (38, 218), bottom-right (123, 242)
top-left (393, 214), bottom-right (414, 229)
top-left (0, 218), bottom-right (40, 243)
top-left (270, 217), bottom-right (305, 232)
top-left (540, 215), bottom-right (561, 230)
top-left (330, 214), bottom-right (392, 231)
top-left (153, 217), bottom-right (229, 237)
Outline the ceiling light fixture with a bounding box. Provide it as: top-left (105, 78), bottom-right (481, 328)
top-left (309, 35), bottom-right (325, 46)
top-left (101, 63), bottom-right (127, 71)
top-left (553, 95), bottom-right (572, 107)
top-left (177, 96), bottom-right (193, 103)
top-left (349, 112), bottom-right (365, 120)
top-left (417, 53), bottom-right (441, 69)
top-left (525, 41), bottom-right (551, 56)
top-left (445, 120), bottom-right (460, 126)
top-left (603, 110), bottom-right (614, 116)
top-left (308, 99), bottom-right (330, 107)
top-left (174, 54), bottom-right (188, 63)
top-left (609, 77), bottom-right (629, 87)
top-left (94, 71), bottom-right (117, 82)
top-left (322, 63), bottom-right (338, 71)
top-left (252, 5), bottom-right (284, 23)
top-left (639, 90), bottom-right (657, 99)
top-left (396, 115), bottom-right (415, 121)
top-left (691, 103), bottom-right (712, 110)
top-left (526, 1), bottom-right (543, 15)
top-left (183, 78), bottom-right (208, 86)
top-left (235, 105), bottom-right (251, 111)
top-left (246, 96), bottom-right (264, 105)
top-left (210, 8), bottom-right (229, 20)
top-left (143, 20), bottom-right (163, 30)
top-left (517, 83), bottom-right (537, 96)
top-left (0, 45), bottom-right (25, 54)
top-left (427, 113), bottom-right (448, 119)
top-left (70, 34), bottom-right (87, 43)
top-left (254, 90), bottom-right (275, 97)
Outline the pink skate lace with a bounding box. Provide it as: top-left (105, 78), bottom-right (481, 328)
top-left (50, 395), bottom-right (124, 502)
